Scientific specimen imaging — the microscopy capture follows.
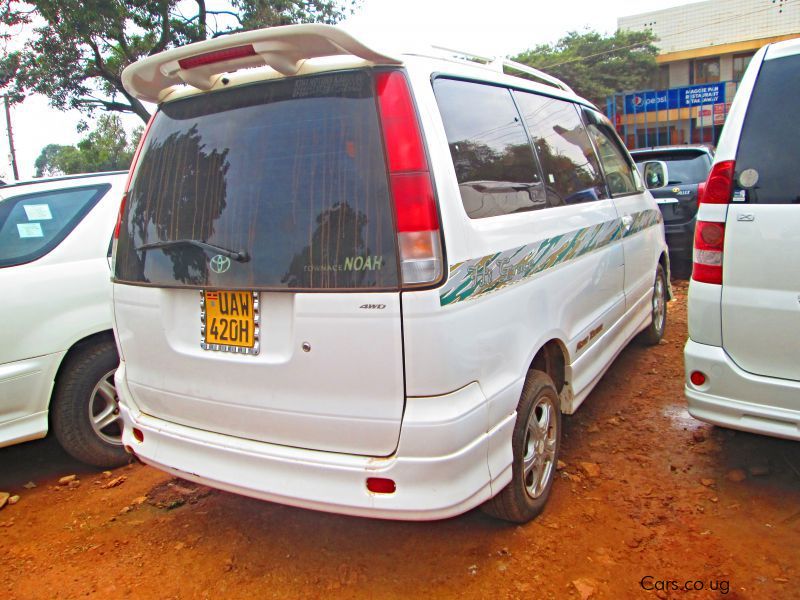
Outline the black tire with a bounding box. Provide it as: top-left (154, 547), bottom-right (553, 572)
top-left (638, 263), bottom-right (668, 346)
top-left (481, 370), bottom-right (561, 523)
top-left (51, 339), bottom-right (128, 468)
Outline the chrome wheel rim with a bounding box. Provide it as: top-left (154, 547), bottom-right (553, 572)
top-left (523, 395), bottom-right (558, 499)
top-left (89, 369), bottom-right (123, 446)
top-left (653, 274), bottom-right (666, 333)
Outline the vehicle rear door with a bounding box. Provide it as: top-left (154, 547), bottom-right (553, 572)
top-left (721, 47), bottom-right (800, 381)
top-left (113, 70), bottom-right (406, 456)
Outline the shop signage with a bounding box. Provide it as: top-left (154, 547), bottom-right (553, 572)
top-left (624, 82), bottom-right (726, 113)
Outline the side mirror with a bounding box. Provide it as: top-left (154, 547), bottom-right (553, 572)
top-left (642, 161), bottom-right (669, 190)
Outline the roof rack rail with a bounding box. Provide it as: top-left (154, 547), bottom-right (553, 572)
top-left (429, 46), bottom-right (574, 94)
top-left (122, 24), bottom-right (402, 103)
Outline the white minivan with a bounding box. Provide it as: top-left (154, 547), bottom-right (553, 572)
top-left (685, 38), bottom-right (800, 441)
top-left (112, 25), bottom-right (669, 522)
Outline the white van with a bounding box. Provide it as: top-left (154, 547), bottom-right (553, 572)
top-left (112, 25), bottom-right (669, 522)
top-left (685, 38), bottom-right (800, 441)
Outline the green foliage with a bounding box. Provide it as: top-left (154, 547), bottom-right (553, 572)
top-left (2, 1), bottom-right (357, 122)
top-left (33, 144), bottom-right (72, 178)
top-left (513, 30), bottom-right (659, 108)
top-left (34, 115), bottom-right (139, 176)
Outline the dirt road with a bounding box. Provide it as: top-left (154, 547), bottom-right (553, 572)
top-left (2, 281), bottom-right (799, 599)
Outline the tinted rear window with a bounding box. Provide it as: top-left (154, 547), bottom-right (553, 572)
top-left (114, 70), bottom-right (399, 290)
top-left (513, 90), bottom-right (607, 205)
top-left (584, 115), bottom-right (642, 197)
top-left (632, 151), bottom-right (711, 185)
top-left (735, 53), bottom-right (800, 204)
top-left (433, 78), bottom-right (547, 219)
top-left (0, 184), bottom-right (110, 268)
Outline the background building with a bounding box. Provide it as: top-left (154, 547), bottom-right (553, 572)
top-left (610, 0), bottom-right (800, 149)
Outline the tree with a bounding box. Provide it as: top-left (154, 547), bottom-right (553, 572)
top-left (512, 30), bottom-right (659, 108)
top-left (1, 0), bottom-right (356, 123)
top-left (33, 144), bottom-right (71, 177)
top-left (34, 114), bottom-right (141, 176)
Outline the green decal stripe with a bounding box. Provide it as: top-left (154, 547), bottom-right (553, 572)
top-left (439, 209), bottom-right (662, 306)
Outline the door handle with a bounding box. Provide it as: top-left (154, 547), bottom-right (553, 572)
top-left (621, 215), bottom-right (633, 231)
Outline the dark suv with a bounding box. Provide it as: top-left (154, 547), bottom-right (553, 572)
top-left (631, 145), bottom-right (713, 266)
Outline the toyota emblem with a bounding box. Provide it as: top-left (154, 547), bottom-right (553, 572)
top-left (209, 254), bottom-right (231, 274)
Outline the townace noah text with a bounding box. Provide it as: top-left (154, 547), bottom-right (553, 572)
top-left (112, 25), bottom-right (669, 522)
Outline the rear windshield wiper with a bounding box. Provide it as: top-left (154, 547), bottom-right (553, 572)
top-left (136, 239), bottom-right (250, 262)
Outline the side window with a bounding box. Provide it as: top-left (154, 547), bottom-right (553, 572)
top-left (433, 78), bottom-right (546, 219)
top-left (513, 90), bottom-right (607, 206)
top-left (583, 110), bottom-right (642, 197)
top-left (0, 184), bottom-right (110, 268)
top-left (734, 53), bottom-right (800, 204)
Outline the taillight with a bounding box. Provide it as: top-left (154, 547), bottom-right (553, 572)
top-left (692, 221), bottom-right (725, 284)
top-left (178, 45), bottom-right (257, 70)
top-left (113, 193), bottom-right (127, 241)
top-left (114, 113), bottom-right (155, 242)
top-left (702, 160), bottom-right (735, 204)
top-left (375, 71), bottom-right (442, 287)
top-left (697, 181), bottom-right (706, 204)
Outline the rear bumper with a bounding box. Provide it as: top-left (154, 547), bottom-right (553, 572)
top-left (684, 339), bottom-right (800, 440)
top-left (116, 362), bottom-right (516, 520)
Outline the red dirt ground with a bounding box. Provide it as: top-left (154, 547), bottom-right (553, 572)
top-left (2, 280), bottom-right (799, 599)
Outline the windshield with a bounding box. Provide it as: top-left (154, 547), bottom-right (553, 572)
top-left (633, 151), bottom-right (712, 185)
top-left (114, 70), bottom-right (399, 290)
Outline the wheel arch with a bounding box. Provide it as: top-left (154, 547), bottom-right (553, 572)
top-left (49, 329), bottom-right (117, 413)
top-left (528, 338), bottom-right (569, 397)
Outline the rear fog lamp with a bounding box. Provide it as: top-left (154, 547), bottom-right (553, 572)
top-left (366, 477), bottom-right (396, 494)
top-left (690, 371), bottom-right (707, 386)
top-left (132, 428), bottom-right (144, 443)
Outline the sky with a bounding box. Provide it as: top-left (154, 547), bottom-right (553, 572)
top-left (0, 0), bottom-right (698, 181)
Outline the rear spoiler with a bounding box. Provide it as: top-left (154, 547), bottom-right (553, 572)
top-left (122, 24), bottom-right (403, 103)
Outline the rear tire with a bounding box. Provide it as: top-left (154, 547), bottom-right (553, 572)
top-left (638, 263), bottom-right (668, 346)
top-left (52, 339), bottom-right (128, 468)
top-left (481, 370), bottom-right (561, 523)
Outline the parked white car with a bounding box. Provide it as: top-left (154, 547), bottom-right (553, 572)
top-left (112, 24), bottom-right (669, 522)
top-left (0, 171), bottom-right (129, 466)
top-left (685, 38), bottom-right (800, 441)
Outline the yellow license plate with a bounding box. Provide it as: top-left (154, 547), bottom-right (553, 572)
top-left (202, 290), bottom-right (257, 350)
